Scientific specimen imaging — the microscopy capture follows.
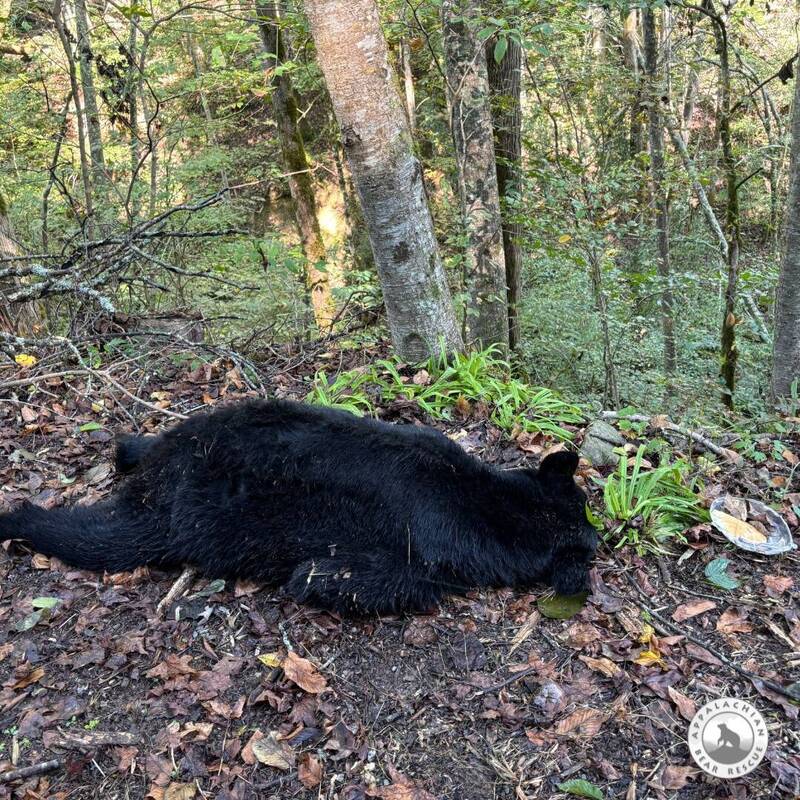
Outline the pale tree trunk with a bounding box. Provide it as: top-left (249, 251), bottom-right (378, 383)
top-left (399, 37), bottom-right (416, 132)
top-left (127, 16), bottom-right (140, 220)
top-left (622, 9), bottom-right (645, 158)
top-left (487, 34), bottom-right (522, 349)
top-left (53, 0), bottom-right (94, 236)
top-left (73, 0), bottom-right (107, 201)
top-left (256, 0), bottom-right (334, 328)
top-left (303, 0), bottom-right (462, 361)
top-left (643, 7), bottom-right (676, 374)
top-left (771, 41), bottom-right (800, 403)
top-left (443, 0), bottom-right (508, 350)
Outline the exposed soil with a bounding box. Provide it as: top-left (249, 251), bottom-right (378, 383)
top-left (0, 341), bottom-right (798, 800)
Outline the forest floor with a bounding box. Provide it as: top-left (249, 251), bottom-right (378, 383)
top-left (0, 338), bottom-right (798, 800)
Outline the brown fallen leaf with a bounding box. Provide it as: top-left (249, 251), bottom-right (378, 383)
top-left (659, 764), bottom-right (699, 790)
top-left (562, 622), bottom-right (602, 649)
top-left (667, 686), bottom-right (696, 721)
top-left (367, 765), bottom-right (436, 799)
top-left (672, 599), bottom-right (716, 622)
top-left (716, 607), bottom-right (753, 635)
top-left (764, 575), bottom-right (794, 598)
top-left (283, 651), bottom-right (327, 694)
top-left (554, 707), bottom-right (607, 738)
top-left (579, 655), bottom-right (621, 678)
top-left (164, 783), bottom-right (196, 800)
top-left (722, 496), bottom-right (748, 520)
top-left (298, 753), bottom-right (323, 789)
top-left (245, 730), bottom-right (295, 770)
top-left (11, 666), bottom-right (45, 690)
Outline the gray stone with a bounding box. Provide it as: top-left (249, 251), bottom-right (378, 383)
top-left (580, 420), bottom-right (625, 467)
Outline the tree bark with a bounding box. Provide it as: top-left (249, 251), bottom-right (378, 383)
top-left (256, 0), bottom-right (334, 328)
top-left (303, 0), bottom-right (462, 361)
top-left (487, 34), bottom-right (522, 350)
top-left (73, 0), bottom-right (106, 198)
top-left (53, 0), bottom-right (94, 235)
top-left (399, 37), bottom-right (416, 132)
top-left (709, 6), bottom-right (740, 409)
top-left (442, 0), bottom-right (508, 350)
top-left (643, 7), bottom-right (676, 374)
top-left (771, 42), bottom-right (800, 403)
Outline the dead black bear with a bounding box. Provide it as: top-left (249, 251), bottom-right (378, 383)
top-left (0, 400), bottom-right (597, 614)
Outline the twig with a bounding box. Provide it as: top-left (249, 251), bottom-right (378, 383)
top-left (471, 665), bottom-right (538, 695)
top-left (0, 759), bottom-right (63, 783)
top-left (156, 566), bottom-right (198, 618)
top-left (616, 565), bottom-right (800, 706)
top-left (598, 410), bottom-right (740, 463)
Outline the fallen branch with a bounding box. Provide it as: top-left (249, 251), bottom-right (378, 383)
top-left (156, 566), bottom-right (198, 618)
top-left (598, 410), bottom-right (741, 463)
top-left (0, 759), bottom-right (63, 783)
top-left (56, 730), bottom-right (140, 749)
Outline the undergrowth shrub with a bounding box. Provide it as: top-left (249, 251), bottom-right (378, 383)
top-left (307, 346), bottom-right (584, 440)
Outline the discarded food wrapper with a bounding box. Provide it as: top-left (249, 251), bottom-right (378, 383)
top-left (710, 495), bottom-right (796, 555)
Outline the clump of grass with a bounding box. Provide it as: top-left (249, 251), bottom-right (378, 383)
top-left (306, 346), bottom-right (584, 440)
top-left (594, 445), bottom-right (708, 553)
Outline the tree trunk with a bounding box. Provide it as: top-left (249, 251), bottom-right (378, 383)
top-left (303, 0), bottom-right (462, 361)
top-left (53, 0), bottom-right (94, 235)
top-left (442, 0), bottom-right (508, 350)
top-left (399, 37), bottom-right (416, 132)
top-left (710, 6), bottom-right (740, 409)
top-left (256, 0), bottom-right (334, 328)
top-left (623, 9), bottom-right (645, 158)
top-left (771, 42), bottom-right (800, 403)
top-left (643, 7), bottom-right (676, 374)
top-left (73, 0), bottom-right (106, 199)
top-left (487, 34), bottom-right (522, 350)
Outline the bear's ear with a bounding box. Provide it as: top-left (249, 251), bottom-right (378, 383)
top-left (538, 450), bottom-right (579, 480)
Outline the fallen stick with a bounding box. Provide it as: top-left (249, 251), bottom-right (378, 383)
top-left (156, 566), bottom-right (198, 618)
top-left (55, 730), bottom-right (140, 749)
top-left (598, 410), bottom-right (741, 463)
top-left (0, 758), bottom-right (63, 783)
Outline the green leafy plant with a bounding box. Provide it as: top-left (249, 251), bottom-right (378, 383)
top-left (597, 446), bottom-right (708, 553)
top-left (307, 346), bottom-right (584, 440)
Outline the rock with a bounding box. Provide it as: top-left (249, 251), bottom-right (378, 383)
top-left (580, 420), bottom-right (625, 467)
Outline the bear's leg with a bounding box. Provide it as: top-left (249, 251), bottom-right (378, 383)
top-left (284, 552), bottom-right (446, 615)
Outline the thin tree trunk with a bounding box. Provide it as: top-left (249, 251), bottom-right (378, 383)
top-left (487, 34), bottom-right (522, 350)
top-left (643, 7), bottom-right (676, 374)
top-left (443, 0), bottom-right (508, 350)
top-left (256, 0), bottom-right (334, 328)
top-left (623, 9), bottom-right (645, 158)
top-left (399, 37), bottom-right (416, 132)
top-left (127, 16), bottom-right (140, 220)
top-left (589, 248), bottom-right (619, 409)
top-left (53, 0), bottom-right (94, 236)
top-left (771, 38), bottom-right (800, 403)
top-left (73, 0), bottom-right (106, 199)
top-left (303, 0), bottom-right (462, 361)
top-left (710, 6), bottom-right (740, 409)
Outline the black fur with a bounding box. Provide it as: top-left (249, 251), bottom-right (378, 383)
top-left (0, 400), bottom-right (597, 615)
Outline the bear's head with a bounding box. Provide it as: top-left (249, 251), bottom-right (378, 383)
top-left (535, 450), bottom-right (599, 595)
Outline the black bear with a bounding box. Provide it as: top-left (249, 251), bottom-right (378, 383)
top-left (0, 400), bottom-right (597, 615)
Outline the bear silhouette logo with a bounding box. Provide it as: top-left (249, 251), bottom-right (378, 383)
top-left (689, 699), bottom-right (768, 777)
